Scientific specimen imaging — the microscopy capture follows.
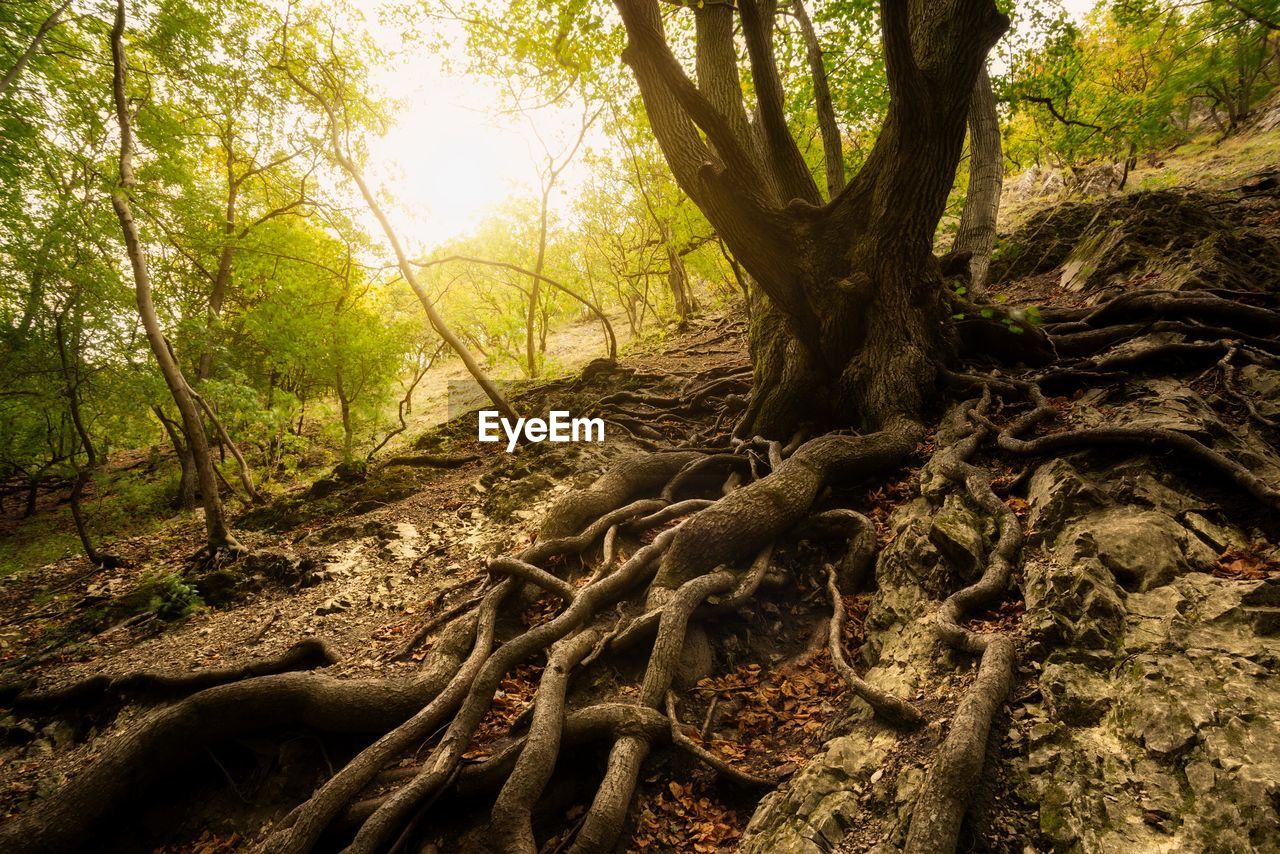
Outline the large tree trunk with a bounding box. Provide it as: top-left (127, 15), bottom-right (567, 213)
top-left (951, 65), bottom-right (1002, 293)
top-left (614, 0), bottom-right (1008, 437)
top-left (111, 0), bottom-right (240, 553)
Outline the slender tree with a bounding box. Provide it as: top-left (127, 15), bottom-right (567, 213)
top-left (0, 0), bottom-right (71, 101)
top-left (110, 0), bottom-right (241, 554)
top-left (952, 65), bottom-right (1003, 293)
top-left (278, 16), bottom-right (520, 421)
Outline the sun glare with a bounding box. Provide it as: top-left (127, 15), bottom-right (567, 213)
top-left (349, 1), bottom-right (599, 251)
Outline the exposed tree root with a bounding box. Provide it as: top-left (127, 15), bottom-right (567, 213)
top-left (256, 583), bottom-right (510, 854)
top-left (653, 424), bottom-right (921, 593)
top-left (15, 301), bottom-right (1279, 854)
top-left (342, 523), bottom-right (693, 854)
top-left (11, 637), bottom-right (335, 713)
top-left (906, 389), bottom-right (1020, 851)
top-left (824, 565), bottom-right (923, 728)
top-left (489, 629), bottom-right (601, 854)
top-left (664, 692), bottom-right (776, 787)
top-left (538, 451), bottom-right (702, 539)
top-left (0, 616), bottom-right (481, 854)
top-left (570, 570), bottom-right (734, 854)
top-left (989, 384), bottom-right (1280, 510)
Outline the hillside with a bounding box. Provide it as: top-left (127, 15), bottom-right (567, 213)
top-left (0, 139), bottom-right (1278, 850)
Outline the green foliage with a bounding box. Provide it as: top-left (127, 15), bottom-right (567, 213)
top-left (1003, 0), bottom-right (1280, 168)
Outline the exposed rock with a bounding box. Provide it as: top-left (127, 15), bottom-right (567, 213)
top-left (1239, 364), bottom-right (1280, 419)
top-left (742, 727), bottom-right (899, 853)
top-left (1020, 566), bottom-right (1280, 851)
top-left (1023, 552), bottom-right (1126, 650)
top-left (1074, 378), bottom-right (1220, 437)
top-left (1182, 511), bottom-right (1248, 553)
top-left (744, 499), bottom-right (939, 851)
top-left (1025, 458), bottom-right (1105, 543)
top-left (928, 494), bottom-right (986, 580)
top-left (315, 595), bottom-right (352, 616)
top-left (1059, 508), bottom-right (1217, 592)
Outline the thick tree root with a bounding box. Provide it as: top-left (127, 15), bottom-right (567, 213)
top-left (11, 638), bottom-right (335, 713)
top-left (256, 583), bottom-right (510, 854)
top-left (342, 524), bottom-right (691, 854)
top-left (538, 452), bottom-right (703, 539)
top-left (903, 635), bottom-right (1014, 853)
top-left (990, 384), bottom-right (1280, 510)
top-left (0, 617), bottom-right (481, 854)
top-left (570, 570), bottom-right (735, 854)
top-left (489, 629), bottom-right (601, 853)
top-left (653, 424), bottom-right (921, 593)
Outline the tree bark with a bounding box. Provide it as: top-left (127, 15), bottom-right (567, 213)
top-left (792, 0), bottom-right (845, 199)
top-left (951, 65), bottom-right (1002, 293)
top-left (614, 0), bottom-right (1009, 436)
top-left (154, 406), bottom-right (197, 510)
top-left (111, 0), bottom-right (240, 553)
top-left (666, 244), bottom-right (694, 323)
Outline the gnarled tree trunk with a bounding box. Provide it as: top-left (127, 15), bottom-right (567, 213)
top-left (615, 0), bottom-right (1009, 437)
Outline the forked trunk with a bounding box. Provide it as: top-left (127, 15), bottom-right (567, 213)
top-left (739, 252), bottom-right (950, 438)
top-left (614, 0), bottom-right (1007, 438)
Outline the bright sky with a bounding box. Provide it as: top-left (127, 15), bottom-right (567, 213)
top-left (350, 2), bottom-right (600, 251)
top-left (351, 0), bottom-right (1101, 251)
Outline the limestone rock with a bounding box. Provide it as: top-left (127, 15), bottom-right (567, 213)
top-left (1025, 458), bottom-right (1104, 543)
top-left (928, 494), bottom-right (986, 580)
top-left (1059, 508), bottom-right (1216, 592)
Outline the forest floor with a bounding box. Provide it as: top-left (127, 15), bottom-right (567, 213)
top-left (1, 130), bottom-right (1280, 853)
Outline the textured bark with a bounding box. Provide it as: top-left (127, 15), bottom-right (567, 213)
top-left (952, 66), bottom-right (1002, 292)
top-left (614, 0), bottom-right (1009, 435)
top-left (792, 0), bottom-right (845, 199)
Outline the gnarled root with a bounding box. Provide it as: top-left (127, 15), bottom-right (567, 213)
top-left (12, 637), bottom-right (335, 713)
top-left (653, 423), bottom-right (922, 594)
top-left (824, 565), bottom-right (923, 728)
top-left (0, 617), bottom-right (480, 854)
top-left (538, 451), bottom-right (702, 539)
top-left (906, 390), bottom-right (1020, 852)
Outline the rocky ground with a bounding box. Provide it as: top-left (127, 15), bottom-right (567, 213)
top-left (0, 172), bottom-right (1279, 852)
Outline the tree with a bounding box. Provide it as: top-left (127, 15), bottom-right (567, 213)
top-left (110, 0), bottom-right (242, 554)
top-left (0, 0), bottom-right (71, 102)
top-left (277, 9), bottom-right (520, 421)
top-left (613, 0), bottom-right (1008, 437)
top-left (952, 65), bottom-right (1003, 292)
